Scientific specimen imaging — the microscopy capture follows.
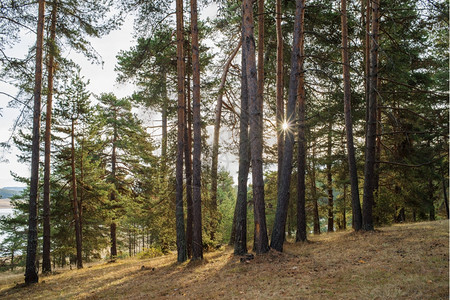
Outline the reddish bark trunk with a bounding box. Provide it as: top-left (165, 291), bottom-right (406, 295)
top-left (42, 0), bottom-right (58, 274)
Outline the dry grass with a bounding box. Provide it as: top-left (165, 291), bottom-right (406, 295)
top-left (0, 220), bottom-right (448, 299)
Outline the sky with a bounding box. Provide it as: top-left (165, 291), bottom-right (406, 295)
top-left (0, 3), bottom-right (232, 189)
top-left (0, 17), bottom-right (136, 188)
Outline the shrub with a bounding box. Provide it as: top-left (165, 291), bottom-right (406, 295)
top-left (136, 247), bottom-right (164, 259)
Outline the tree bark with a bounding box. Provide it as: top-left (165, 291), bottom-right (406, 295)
top-left (374, 76), bottom-right (382, 213)
top-left (327, 121), bottom-right (334, 232)
top-left (362, 0), bottom-right (379, 231)
top-left (175, 0), bottom-right (187, 262)
top-left (296, 0), bottom-right (306, 243)
top-left (191, 0), bottom-right (203, 260)
top-left (229, 205), bottom-right (237, 245)
top-left (79, 136), bottom-right (84, 243)
top-left (242, 0), bottom-right (269, 255)
top-left (275, 0), bottom-right (284, 188)
top-left (341, 0), bottom-right (362, 231)
top-left (25, 0), bottom-right (45, 285)
top-left (442, 170), bottom-right (449, 219)
top-left (185, 50), bottom-right (193, 258)
top-left (257, 0), bottom-right (264, 139)
top-left (161, 70), bottom-right (168, 166)
top-left (364, 0), bottom-right (371, 125)
top-left (234, 34), bottom-right (250, 256)
top-left (42, 0), bottom-right (57, 275)
top-left (270, 0), bottom-right (304, 252)
top-left (210, 41), bottom-right (241, 242)
top-left (343, 184), bottom-right (347, 229)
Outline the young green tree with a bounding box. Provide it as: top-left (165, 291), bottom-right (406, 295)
top-left (95, 93), bottom-right (154, 259)
top-left (53, 71), bottom-right (91, 269)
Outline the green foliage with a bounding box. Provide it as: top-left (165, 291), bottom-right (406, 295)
top-left (136, 247), bottom-right (164, 259)
top-left (0, 211), bottom-right (27, 271)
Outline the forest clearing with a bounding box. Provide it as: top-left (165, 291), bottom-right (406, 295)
top-left (0, 220), bottom-right (448, 299)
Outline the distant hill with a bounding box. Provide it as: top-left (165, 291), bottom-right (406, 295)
top-left (0, 187), bottom-right (25, 199)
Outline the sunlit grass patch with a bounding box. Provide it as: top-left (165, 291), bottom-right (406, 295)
top-left (0, 220), bottom-right (447, 299)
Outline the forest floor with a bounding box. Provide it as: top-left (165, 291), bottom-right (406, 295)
top-left (0, 220), bottom-right (448, 299)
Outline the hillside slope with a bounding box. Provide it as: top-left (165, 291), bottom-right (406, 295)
top-left (0, 220), bottom-right (448, 299)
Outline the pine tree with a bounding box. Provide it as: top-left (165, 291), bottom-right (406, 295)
top-left (175, 0), bottom-right (187, 263)
top-left (25, 0), bottom-right (45, 284)
top-left (271, 0), bottom-right (305, 252)
top-left (190, 0), bottom-right (203, 261)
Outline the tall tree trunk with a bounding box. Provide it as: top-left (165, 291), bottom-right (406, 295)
top-left (42, 0), bottom-right (57, 275)
top-left (211, 41), bottom-right (241, 241)
top-left (296, 0), bottom-right (307, 243)
top-left (243, 0), bottom-right (269, 255)
top-left (161, 70), bottom-right (168, 167)
top-left (442, 169), bottom-right (449, 219)
top-left (229, 206), bottom-right (237, 246)
top-left (175, 0), bottom-right (187, 262)
top-left (110, 112), bottom-right (118, 258)
top-left (79, 136), bottom-right (84, 243)
top-left (270, 0), bottom-right (304, 252)
top-left (310, 140), bottom-right (320, 234)
top-left (185, 51), bottom-right (193, 258)
top-left (326, 121), bottom-right (334, 232)
top-left (71, 120), bottom-right (83, 269)
top-left (257, 0), bottom-right (264, 140)
top-left (341, 0), bottom-right (362, 231)
top-left (234, 34), bottom-right (250, 256)
top-left (364, 0), bottom-right (371, 125)
top-left (191, 0), bottom-right (203, 260)
top-left (343, 184), bottom-right (347, 229)
top-left (374, 76), bottom-right (382, 215)
top-left (362, 0), bottom-right (379, 231)
top-left (276, 0), bottom-right (284, 188)
top-left (25, 0), bottom-right (45, 285)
